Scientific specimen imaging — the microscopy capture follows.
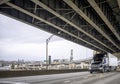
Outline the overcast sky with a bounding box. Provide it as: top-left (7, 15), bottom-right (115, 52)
top-left (0, 14), bottom-right (93, 61)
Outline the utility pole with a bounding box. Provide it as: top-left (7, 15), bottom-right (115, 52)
top-left (70, 49), bottom-right (73, 62)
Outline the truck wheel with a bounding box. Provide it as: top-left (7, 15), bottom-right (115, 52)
top-left (101, 69), bottom-right (105, 73)
top-left (90, 71), bottom-right (93, 74)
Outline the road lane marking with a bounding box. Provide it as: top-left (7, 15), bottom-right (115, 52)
top-left (0, 81), bottom-right (29, 84)
top-left (64, 80), bottom-right (71, 83)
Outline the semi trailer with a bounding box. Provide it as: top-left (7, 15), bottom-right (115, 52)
top-left (89, 53), bottom-right (118, 73)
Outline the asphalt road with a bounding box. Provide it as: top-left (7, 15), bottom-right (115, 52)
top-left (0, 71), bottom-right (120, 84)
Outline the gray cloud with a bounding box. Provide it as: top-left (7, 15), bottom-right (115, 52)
top-left (0, 14), bottom-right (93, 61)
top-left (0, 14), bottom-right (63, 44)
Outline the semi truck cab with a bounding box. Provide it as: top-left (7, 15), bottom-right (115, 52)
top-left (89, 53), bottom-right (118, 73)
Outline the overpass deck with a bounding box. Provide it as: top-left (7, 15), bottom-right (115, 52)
top-left (0, 0), bottom-right (120, 55)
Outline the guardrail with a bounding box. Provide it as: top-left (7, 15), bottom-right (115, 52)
top-left (0, 69), bottom-right (88, 78)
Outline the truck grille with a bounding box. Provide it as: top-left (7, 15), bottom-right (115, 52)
top-left (91, 65), bottom-right (99, 69)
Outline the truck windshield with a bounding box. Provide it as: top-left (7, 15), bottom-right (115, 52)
top-left (93, 54), bottom-right (104, 62)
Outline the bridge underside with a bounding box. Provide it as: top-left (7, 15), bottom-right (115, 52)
top-left (0, 0), bottom-right (120, 56)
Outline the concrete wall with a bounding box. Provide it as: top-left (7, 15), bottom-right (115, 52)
top-left (0, 69), bottom-right (88, 78)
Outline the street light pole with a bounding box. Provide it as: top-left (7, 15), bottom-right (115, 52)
top-left (46, 35), bottom-right (54, 69)
top-left (46, 39), bottom-right (48, 69)
top-left (46, 32), bottom-right (61, 69)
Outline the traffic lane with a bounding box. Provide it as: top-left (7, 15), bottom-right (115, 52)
top-left (0, 71), bottom-right (89, 83)
top-left (107, 74), bottom-right (120, 84)
top-left (0, 71), bottom-right (119, 84)
top-left (94, 71), bottom-right (120, 84)
top-left (31, 72), bottom-right (94, 84)
top-left (37, 72), bottom-right (118, 84)
top-left (74, 72), bottom-right (119, 84)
